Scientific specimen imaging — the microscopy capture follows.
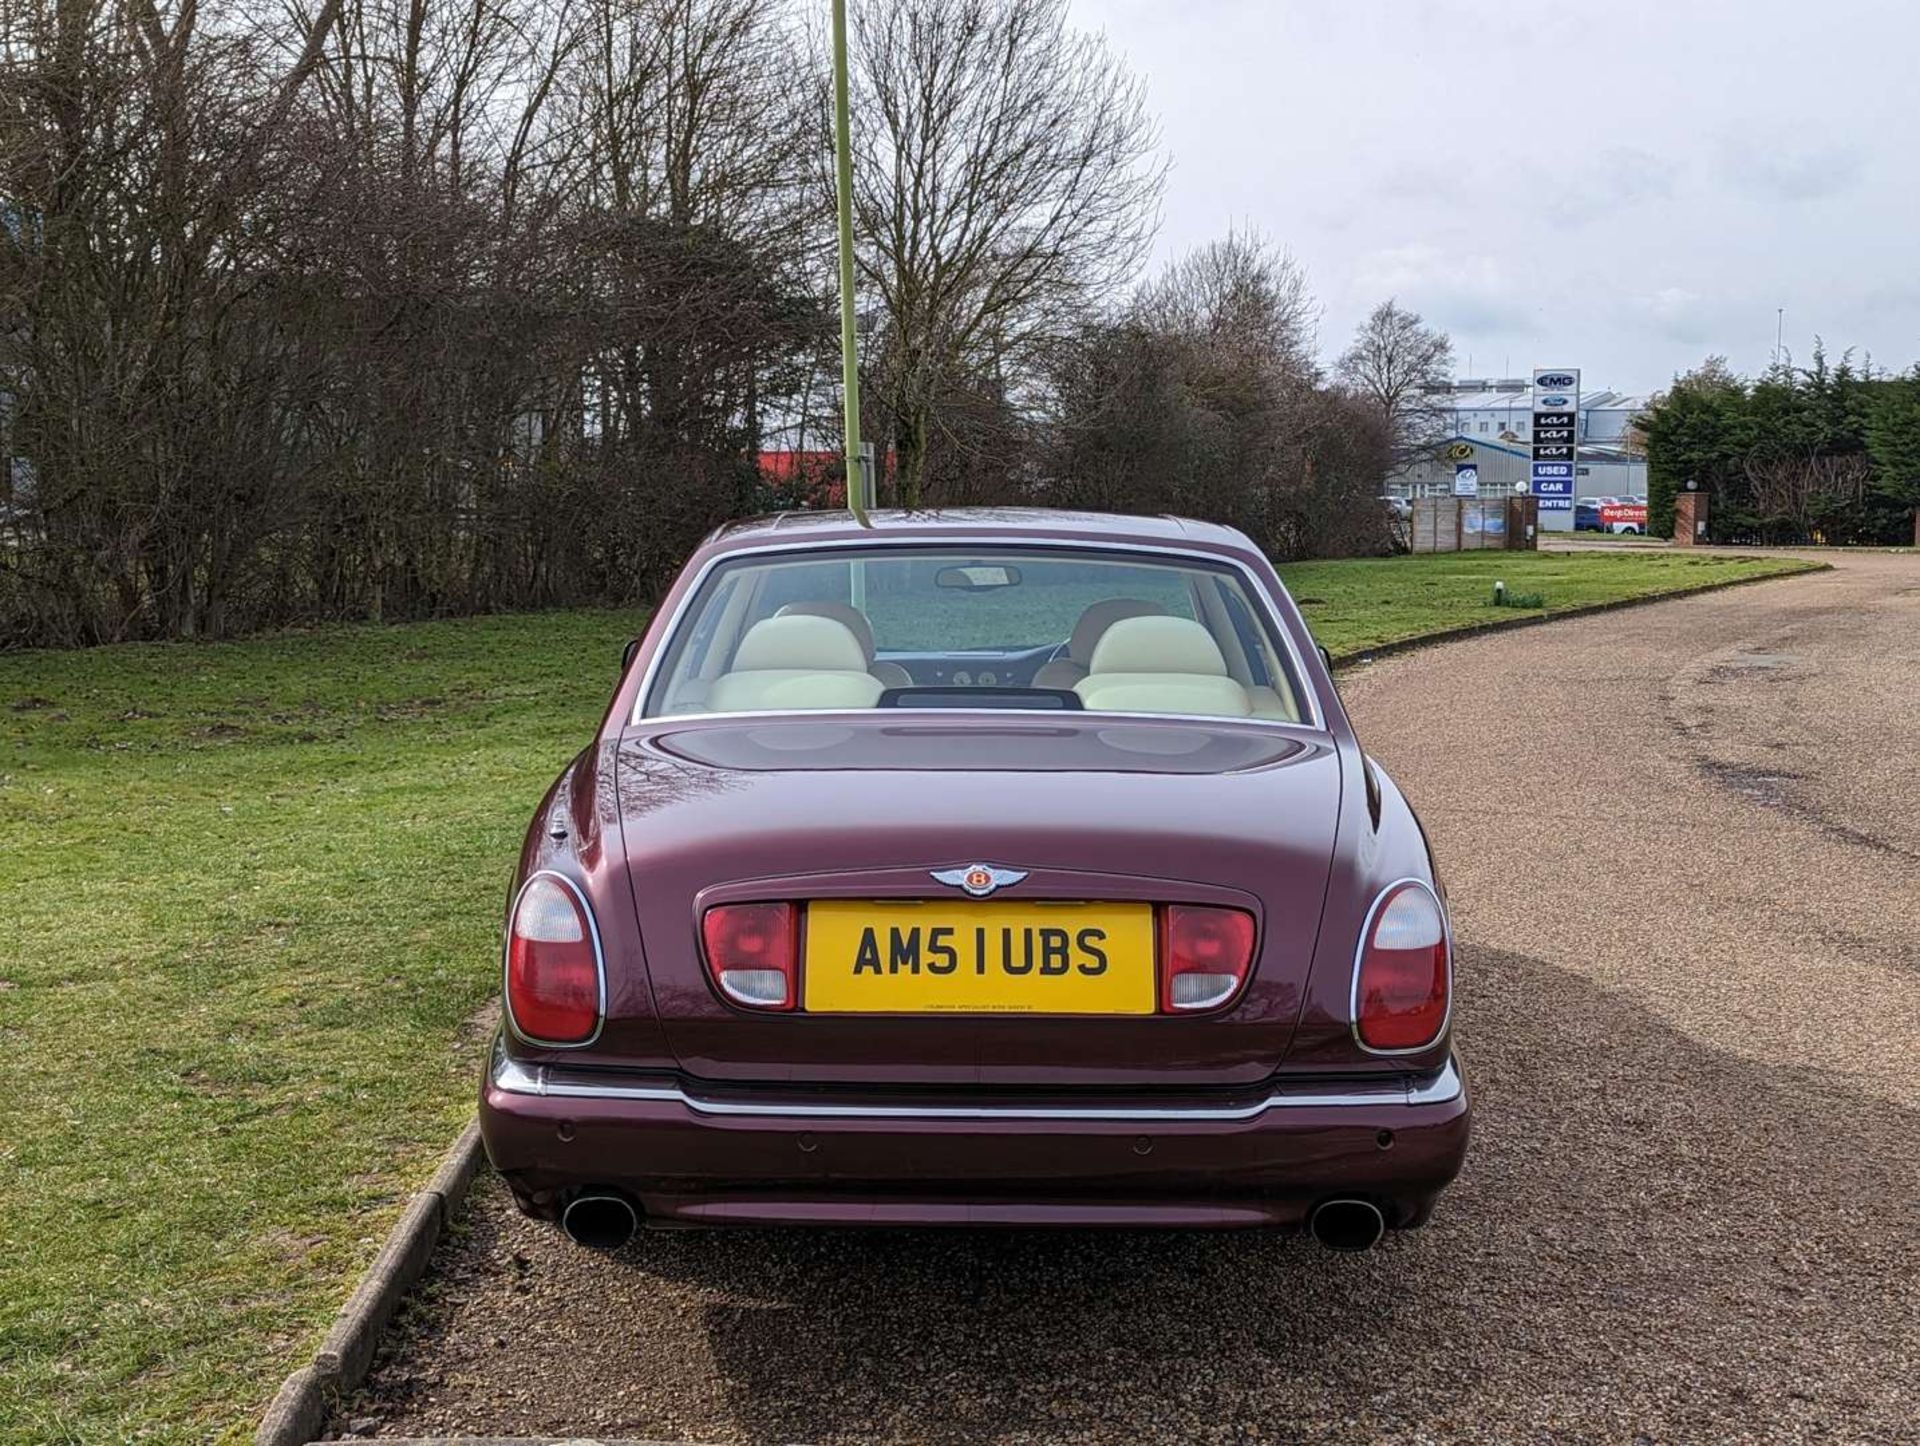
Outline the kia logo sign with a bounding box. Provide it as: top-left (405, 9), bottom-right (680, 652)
top-left (1536, 372), bottom-right (1578, 390)
top-left (1539, 395), bottom-right (1571, 408)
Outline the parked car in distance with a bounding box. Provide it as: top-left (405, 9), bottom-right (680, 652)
top-left (481, 510), bottom-right (1469, 1253)
top-left (1602, 499), bottom-right (1650, 535)
top-left (1574, 499), bottom-right (1604, 532)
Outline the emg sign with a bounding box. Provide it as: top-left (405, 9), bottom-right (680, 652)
top-left (1535, 372), bottom-right (1579, 391)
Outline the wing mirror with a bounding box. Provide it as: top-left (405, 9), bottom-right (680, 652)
top-left (621, 637), bottom-right (642, 676)
top-left (1317, 643), bottom-right (1334, 671)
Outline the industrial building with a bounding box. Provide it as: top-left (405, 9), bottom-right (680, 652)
top-left (1395, 379), bottom-right (1651, 529)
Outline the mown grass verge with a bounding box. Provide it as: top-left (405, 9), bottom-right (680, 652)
top-left (0, 548), bottom-right (1817, 1439)
top-left (0, 611), bottom-right (647, 1442)
top-left (1280, 548), bottom-right (1819, 657)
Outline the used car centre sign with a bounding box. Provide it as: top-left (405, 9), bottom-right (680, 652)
top-left (1531, 367), bottom-right (1580, 512)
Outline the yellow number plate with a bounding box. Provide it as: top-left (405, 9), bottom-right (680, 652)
top-left (803, 901), bottom-right (1155, 1015)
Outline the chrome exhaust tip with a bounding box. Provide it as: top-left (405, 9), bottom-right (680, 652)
top-left (561, 1191), bottom-right (639, 1251)
top-left (1308, 1198), bottom-right (1386, 1252)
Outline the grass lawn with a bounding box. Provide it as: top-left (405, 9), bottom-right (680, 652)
top-left (1278, 548), bottom-right (1818, 657)
top-left (0, 547), bottom-right (1816, 1440)
top-left (0, 610), bottom-right (648, 1442)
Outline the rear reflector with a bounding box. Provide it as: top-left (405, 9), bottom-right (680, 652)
top-left (505, 875), bottom-right (601, 1045)
top-left (702, 902), bottom-right (799, 1011)
top-left (1355, 882), bottom-right (1450, 1052)
top-left (1159, 905), bottom-right (1257, 1013)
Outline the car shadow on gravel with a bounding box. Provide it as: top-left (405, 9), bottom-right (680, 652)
top-left (348, 944), bottom-right (1920, 1444)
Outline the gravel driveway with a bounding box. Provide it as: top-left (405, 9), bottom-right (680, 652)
top-left (344, 550), bottom-right (1920, 1444)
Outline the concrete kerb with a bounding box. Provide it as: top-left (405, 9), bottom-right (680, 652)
top-left (254, 1121), bottom-right (485, 1446)
top-left (1325, 561), bottom-right (1830, 671)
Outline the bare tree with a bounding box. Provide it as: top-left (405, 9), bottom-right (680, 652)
top-left (0, 0), bottom-right (1195, 644)
top-left (1335, 299), bottom-right (1454, 474)
top-left (1042, 235), bottom-right (1392, 559)
top-left (0, 0), bottom-right (830, 645)
top-left (0, 0), bottom-right (346, 641)
top-left (1135, 234), bottom-right (1319, 389)
top-left (563, 0), bottom-right (813, 234)
top-left (836, 0), bottom-right (1163, 508)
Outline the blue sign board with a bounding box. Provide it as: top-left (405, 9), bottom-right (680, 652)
top-left (1538, 497), bottom-right (1573, 512)
top-left (1531, 461), bottom-right (1574, 498)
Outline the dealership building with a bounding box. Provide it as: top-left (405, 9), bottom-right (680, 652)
top-left (1395, 379), bottom-right (1651, 527)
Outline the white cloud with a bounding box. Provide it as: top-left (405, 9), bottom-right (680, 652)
top-left (1350, 247), bottom-right (1534, 338)
top-left (1546, 149), bottom-right (1679, 228)
top-left (1635, 288), bottom-right (1712, 345)
top-left (1722, 139), bottom-right (1867, 202)
top-left (1069, 0), bottom-right (1920, 389)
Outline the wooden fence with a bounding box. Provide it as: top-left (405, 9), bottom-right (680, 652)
top-left (1410, 497), bottom-right (1540, 553)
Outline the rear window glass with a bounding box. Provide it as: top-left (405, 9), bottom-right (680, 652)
top-left (642, 547), bottom-right (1307, 725)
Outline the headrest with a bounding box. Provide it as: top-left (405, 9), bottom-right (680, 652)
top-left (1087, 616), bottom-right (1230, 677)
top-left (778, 601), bottom-right (876, 661)
top-left (1068, 599), bottom-right (1168, 663)
top-left (731, 615), bottom-right (869, 674)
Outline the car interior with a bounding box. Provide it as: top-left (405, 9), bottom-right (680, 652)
top-left (651, 562), bottom-right (1307, 723)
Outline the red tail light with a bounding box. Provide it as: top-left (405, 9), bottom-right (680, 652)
top-left (702, 902), bottom-right (799, 1011)
top-left (1159, 905), bottom-right (1257, 1012)
top-left (505, 874), bottom-right (601, 1045)
top-left (1355, 881), bottom-right (1451, 1052)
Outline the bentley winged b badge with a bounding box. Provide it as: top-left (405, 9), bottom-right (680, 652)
top-left (931, 864), bottom-right (1030, 899)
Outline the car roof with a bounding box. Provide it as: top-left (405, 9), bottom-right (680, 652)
top-left (702, 508), bottom-right (1258, 557)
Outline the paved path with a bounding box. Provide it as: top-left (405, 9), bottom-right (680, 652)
top-left (343, 552), bottom-right (1920, 1444)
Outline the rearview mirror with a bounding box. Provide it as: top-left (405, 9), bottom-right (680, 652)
top-left (935, 564), bottom-right (1022, 591)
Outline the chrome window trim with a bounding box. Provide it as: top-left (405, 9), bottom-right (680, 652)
top-left (630, 535), bottom-right (1325, 733)
top-left (1349, 876), bottom-right (1455, 1058)
top-left (491, 1038), bottom-right (1463, 1120)
top-left (502, 871), bottom-right (608, 1050)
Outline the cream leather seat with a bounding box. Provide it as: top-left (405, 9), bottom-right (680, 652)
top-left (1032, 599), bottom-right (1168, 691)
top-left (777, 602), bottom-right (914, 690)
top-left (708, 615), bottom-right (886, 713)
top-left (1246, 684), bottom-right (1301, 722)
top-left (1074, 616), bottom-right (1252, 718)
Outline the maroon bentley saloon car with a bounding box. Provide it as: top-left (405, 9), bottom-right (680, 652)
top-left (480, 510), bottom-right (1468, 1251)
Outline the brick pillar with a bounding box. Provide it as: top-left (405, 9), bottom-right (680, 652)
top-left (1673, 491), bottom-right (1710, 547)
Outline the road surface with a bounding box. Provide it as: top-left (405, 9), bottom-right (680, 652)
top-left (344, 550), bottom-right (1920, 1444)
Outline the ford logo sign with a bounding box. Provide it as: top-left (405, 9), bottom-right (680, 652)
top-left (1536, 373), bottom-right (1578, 390)
top-left (1540, 396), bottom-right (1571, 408)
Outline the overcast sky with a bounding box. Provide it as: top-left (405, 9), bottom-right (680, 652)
top-left (1068, 0), bottom-right (1918, 396)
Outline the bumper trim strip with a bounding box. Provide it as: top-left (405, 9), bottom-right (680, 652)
top-left (490, 1041), bottom-right (1463, 1121)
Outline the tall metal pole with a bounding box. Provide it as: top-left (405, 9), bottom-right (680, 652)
top-left (831, 0), bottom-right (869, 525)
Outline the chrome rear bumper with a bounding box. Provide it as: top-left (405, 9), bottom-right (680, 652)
top-left (482, 1038), bottom-right (1471, 1230)
top-left (489, 1037), bottom-right (1463, 1122)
